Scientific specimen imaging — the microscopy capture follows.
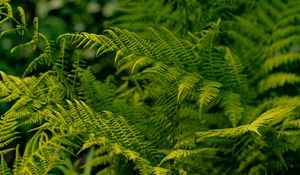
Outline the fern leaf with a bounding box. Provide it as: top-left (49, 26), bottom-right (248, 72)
top-left (131, 56), bottom-right (153, 74)
top-left (84, 154), bottom-right (112, 167)
top-left (261, 52), bottom-right (300, 74)
top-left (0, 17), bottom-right (9, 26)
top-left (258, 73), bottom-right (300, 93)
top-left (197, 105), bottom-right (295, 141)
top-left (111, 144), bottom-right (154, 175)
top-left (249, 106), bottom-right (295, 135)
top-left (158, 148), bottom-right (217, 166)
top-left (53, 38), bottom-right (67, 75)
top-left (78, 68), bottom-right (116, 111)
top-left (0, 28), bottom-right (22, 38)
top-left (0, 115), bottom-right (20, 149)
top-left (142, 62), bottom-right (181, 82)
top-left (232, 15), bottom-right (265, 40)
top-left (32, 17), bottom-right (39, 41)
top-left (221, 91), bottom-right (244, 127)
top-left (198, 81), bottom-right (222, 113)
top-left (257, 4), bottom-right (275, 27)
top-left (224, 47), bottom-right (246, 91)
top-left (4, 3), bottom-right (13, 18)
top-left (17, 6), bottom-right (26, 26)
top-left (0, 156), bottom-right (12, 175)
top-left (153, 167), bottom-right (169, 175)
top-left (0, 71), bottom-right (24, 103)
top-left (114, 49), bottom-right (123, 64)
top-left (266, 35), bottom-right (300, 55)
top-left (282, 119), bottom-right (300, 129)
top-left (10, 40), bottom-right (36, 54)
top-left (271, 26), bottom-right (300, 40)
top-left (177, 74), bottom-right (201, 102)
top-left (196, 124), bottom-right (250, 141)
top-left (251, 96), bottom-right (300, 123)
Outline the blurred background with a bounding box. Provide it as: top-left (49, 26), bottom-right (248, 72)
top-left (0, 0), bottom-right (117, 76)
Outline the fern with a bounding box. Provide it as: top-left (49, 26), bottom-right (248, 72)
top-left (198, 80), bottom-right (222, 114)
top-left (227, 0), bottom-right (300, 96)
top-left (0, 4), bottom-right (56, 77)
top-left (1, 0), bottom-right (300, 174)
top-left (104, 0), bottom-right (202, 35)
top-left (221, 91), bottom-right (244, 127)
top-left (0, 71), bottom-right (159, 174)
top-left (61, 24), bottom-right (247, 148)
top-left (258, 72), bottom-right (300, 94)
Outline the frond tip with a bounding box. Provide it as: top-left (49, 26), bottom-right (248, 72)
top-left (158, 148), bottom-right (217, 166)
top-left (177, 74), bottom-right (201, 102)
top-left (198, 81), bottom-right (222, 113)
top-left (258, 73), bottom-right (300, 93)
top-left (196, 105), bottom-right (296, 142)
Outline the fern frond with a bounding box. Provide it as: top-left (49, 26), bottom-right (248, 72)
top-left (196, 124), bottom-right (249, 141)
top-left (51, 99), bottom-right (159, 168)
top-left (0, 155), bottom-right (12, 175)
top-left (271, 26), bottom-right (300, 40)
top-left (142, 62), bottom-right (181, 82)
top-left (112, 144), bottom-right (154, 174)
top-left (1, 1), bottom-right (300, 174)
top-left (278, 11), bottom-right (300, 28)
top-left (198, 81), bottom-right (222, 114)
top-left (0, 117), bottom-right (19, 149)
top-left (261, 52), bottom-right (300, 74)
top-left (177, 73), bottom-right (202, 102)
top-left (0, 28), bottom-right (23, 37)
top-left (10, 40), bottom-right (36, 55)
top-left (223, 47), bottom-right (247, 91)
top-left (282, 119), bottom-right (300, 129)
top-left (232, 15), bottom-right (265, 40)
top-left (84, 154), bottom-right (112, 168)
top-left (15, 131), bottom-right (80, 175)
top-left (4, 3), bottom-right (12, 18)
top-left (78, 68), bottom-right (116, 112)
top-left (116, 54), bottom-right (140, 74)
top-left (0, 16), bottom-right (9, 26)
top-left (131, 56), bottom-right (153, 74)
top-left (17, 6), bottom-right (26, 26)
top-left (251, 96), bottom-right (300, 123)
top-left (266, 35), bottom-right (300, 55)
top-left (104, 0), bottom-right (202, 35)
top-left (0, 3), bottom-right (56, 77)
top-left (221, 91), bottom-right (244, 127)
top-left (158, 148), bottom-right (217, 166)
top-left (227, 0), bottom-right (300, 97)
top-left (196, 105), bottom-right (295, 141)
top-left (153, 167), bottom-right (169, 175)
top-left (60, 24), bottom-right (247, 150)
top-left (235, 143), bottom-right (268, 174)
top-left (249, 106), bottom-right (295, 135)
top-left (258, 73), bottom-right (300, 93)
top-left (256, 4), bottom-right (275, 27)
top-left (60, 32), bottom-right (118, 57)
top-left (0, 71), bottom-right (25, 103)
top-left (63, 27), bottom-right (200, 74)
top-left (80, 134), bottom-right (155, 175)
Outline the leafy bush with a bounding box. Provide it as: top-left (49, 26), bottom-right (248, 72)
top-left (0, 0), bottom-right (300, 174)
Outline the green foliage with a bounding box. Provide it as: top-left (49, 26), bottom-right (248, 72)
top-left (226, 0), bottom-right (300, 96)
top-left (106, 0), bottom-right (255, 36)
top-left (0, 0), bottom-right (300, 174)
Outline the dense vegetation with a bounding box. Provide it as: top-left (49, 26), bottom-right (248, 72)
top-left (0, 0), bottom-right (300, 174)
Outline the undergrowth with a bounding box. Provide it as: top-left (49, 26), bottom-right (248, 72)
top-left (0, 0), bottom-right (300, 174)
